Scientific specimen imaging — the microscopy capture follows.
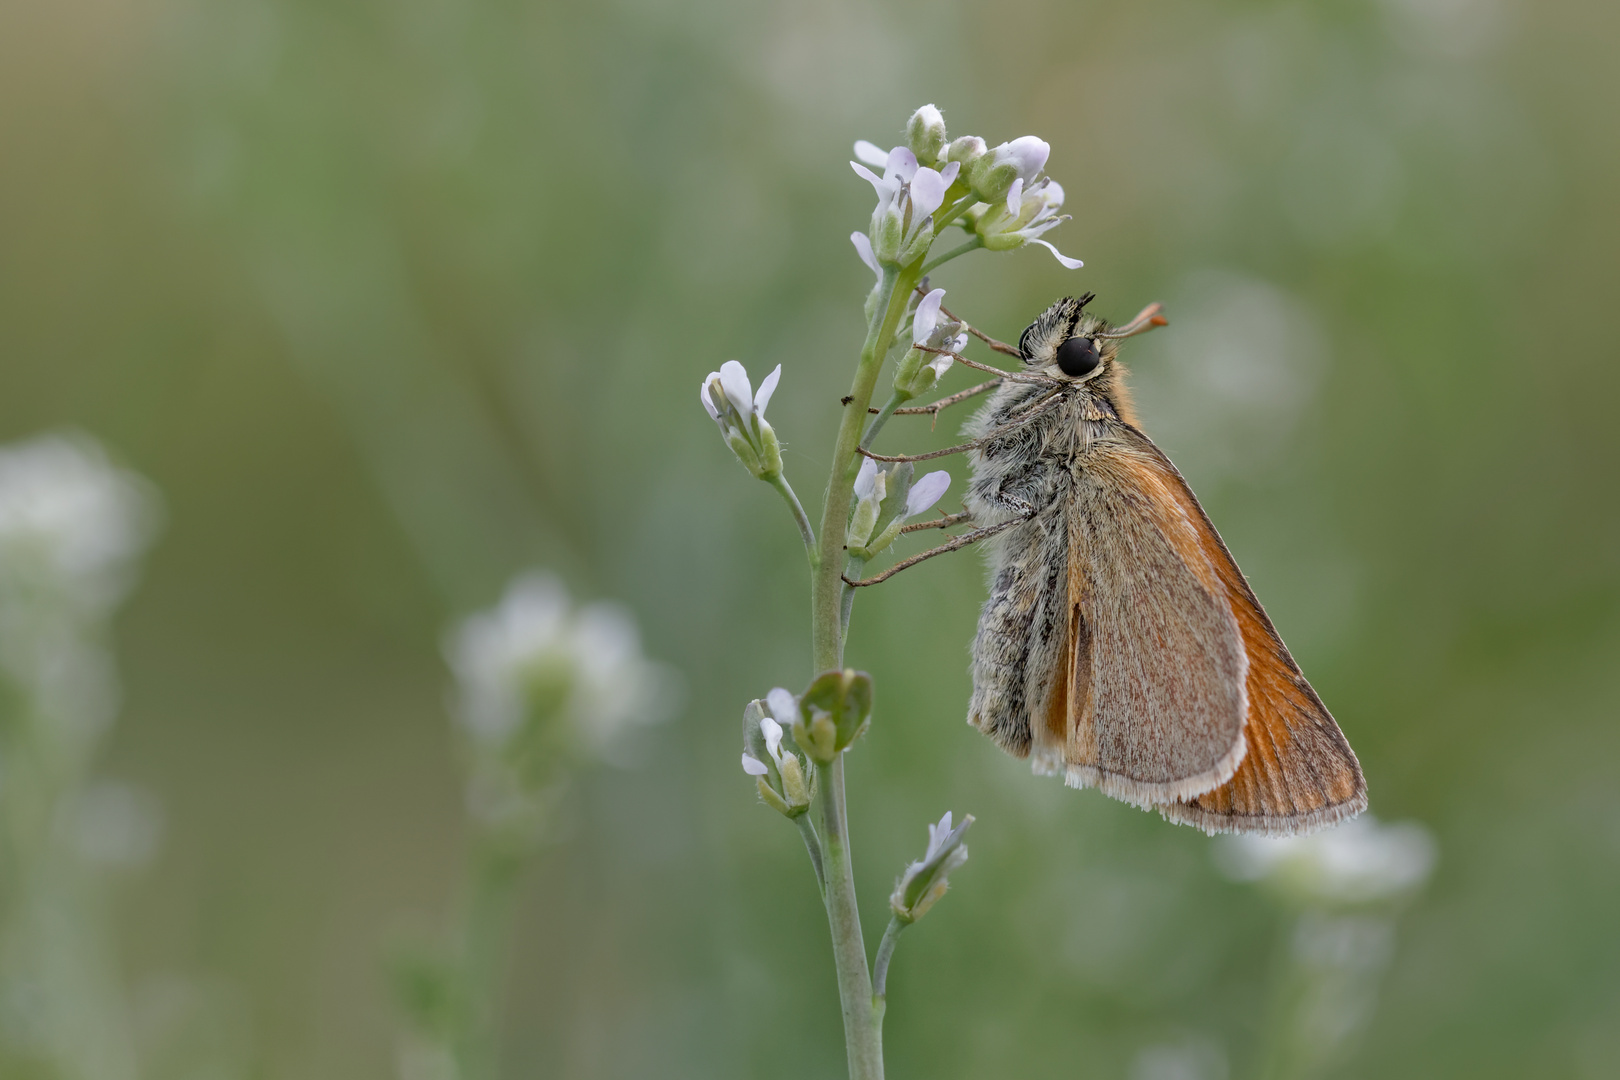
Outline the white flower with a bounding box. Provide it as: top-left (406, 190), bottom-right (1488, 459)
top-left (741, 689), bottom-right (812, 816)
top-left (846, 457), bottom-right (889, 551)
top-left (973, 178), bottom-right (1083, 269)
top-left (846, 458), bottom-right (951, 558)
top-left (445, 573), bottom-right (673, 760)
top-left (894, 287), bottom-right (969, 397)
top-left (1215, 814), bottom-right (1438, 905)
top-left (850, 146), bottom-right (962, 274)
top-left (700, 360), bottom-right (783, 480)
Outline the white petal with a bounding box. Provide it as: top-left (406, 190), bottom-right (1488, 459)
top-left (852, 456), bottom-right (877, 500)
top-left (909, 167), bottom-right (948, 222)
top-left (718, 360), bottom-right (754, 416)
top-left (699, 376), bottom-right (722, 421)
top-left (886, 146), bottom-right (919, 183)
top-left (1031, 238), bottom-right (1084, 269)
top-left (1040, 179), bottom-right (1065, 210)
top-left (760, 716), bottom-right (784, 758)
top-left (754, 365), bottom-right (782, 417)
top-left (765, 687), bottom-right (797, 725)
top-left (853, 140), bottom-right (890, 166)
top-left (926, 352), bottom-right (954, 377)
top-left (850, 231), bottom-right (879, 274)
top-left (906, 471), bottom-right (951, 516)
top-left (937, 160), bottom-right (961, 187)
top-left (1005, 177), bottom-right (1024, 216)
top-left (1005, 136), bottom-right (1050, 181)
top-left (851, 161), bottom-right (886, 193)
top-left (912, 288), bottom-right (946, 345)
top-left (742, 753), bottom-right (768, 776)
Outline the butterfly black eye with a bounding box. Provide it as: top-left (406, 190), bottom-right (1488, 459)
top-left (1055, 336), bottom-right (1100, 377)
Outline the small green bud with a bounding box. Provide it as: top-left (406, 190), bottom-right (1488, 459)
top-left (946, 136), bottom-right (987, 167)
top-left (891, 812), bottom-right (973, 924)
top-left (792, 668), bottom-right (874, 763)
top-left (906, 105), bottom-right (949, 166)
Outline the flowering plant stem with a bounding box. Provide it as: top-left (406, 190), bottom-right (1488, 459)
top-left (806, 261), bottom-right (918, 1080)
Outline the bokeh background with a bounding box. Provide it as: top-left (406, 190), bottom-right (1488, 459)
top-left (3, 0), bottom-right (1619, 1075)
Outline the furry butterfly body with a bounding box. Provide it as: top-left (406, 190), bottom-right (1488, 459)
top-left (963, 296), bottom-right (1366, 836)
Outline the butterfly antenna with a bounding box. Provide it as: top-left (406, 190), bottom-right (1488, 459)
top-left (1096, 302), bottom-right (1168, 341)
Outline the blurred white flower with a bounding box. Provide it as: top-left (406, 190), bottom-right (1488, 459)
top-left (445, 573), bottom-right (675, 761)
top-left (0, 432), bottom-right (158, 741)
top-left (1215, 814), bottom-right (1437, 905)
top-left (74, 780), bottom-right (164, 868)
top-left (0, 432), bottom-right (157, 615)
top-left (1131, 1038), bottom-right (1228, 1080)
top-left (700, 360), bottom-right (783, 480)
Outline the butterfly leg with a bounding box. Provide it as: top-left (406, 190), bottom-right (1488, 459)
top-left (841, 513), bottom-right (1032, 587)
top-left (899, 510), bottom-right (972, 533)
top-left (880, 379), bottom-right (1004, 430)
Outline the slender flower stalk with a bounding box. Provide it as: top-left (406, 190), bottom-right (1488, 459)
top-left (703, 104), bottom-right (1084, 1080)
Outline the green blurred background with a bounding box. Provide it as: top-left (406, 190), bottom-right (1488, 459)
top-left (3, 0), bottom-right (1618, 1075)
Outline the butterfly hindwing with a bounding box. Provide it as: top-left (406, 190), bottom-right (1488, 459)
top-left (1102, 426), bottom-right (1368, 834)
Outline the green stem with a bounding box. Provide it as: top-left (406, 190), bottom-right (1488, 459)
top-left (930, 193), bottom-right (979, 234)
top-left (454, 841), bottom-right (524, 1080)
top-left (839, 555), bottom-right (867, 650)
top-left (817, 758), bottom-right (883, 1080)
top-left (805, 260), bottom-right (919, 1080)
top-left (860, 393), bottom-right (906, 452)
top-left (795, 814), bottom-right (826, 892)
top-left (812, 264), bottom-right (919, 673)
top-left (920, 235), bottom-right (984, 276)
top-left (770, 474), bottom-right (819, 567)
top-left (872, 916), bottom-right (905, 1000)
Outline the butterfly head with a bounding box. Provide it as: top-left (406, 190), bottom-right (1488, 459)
top-left (1018, 296), bottom-right (1167, 419)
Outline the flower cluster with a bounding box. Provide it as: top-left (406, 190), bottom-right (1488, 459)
top-left (845, 458), bottom-right (950, 560)
top-left (741, 689), bottom-right (814, 817)
top-left (850, 105), bottom-right (1082, 275)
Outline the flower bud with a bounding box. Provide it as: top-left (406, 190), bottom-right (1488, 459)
top-left (700, 361), bottom-right (784, 481)
top-left (945, 136), bottom-right (987, 168)
top-left (791, 668), bottom-right (874, 763)
top-left (906, 104), bottom-right (949, 166)
top-left (891, 811), bottom-right (973, 924)
top-left (968, 136), bottom-right (1050, 207)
